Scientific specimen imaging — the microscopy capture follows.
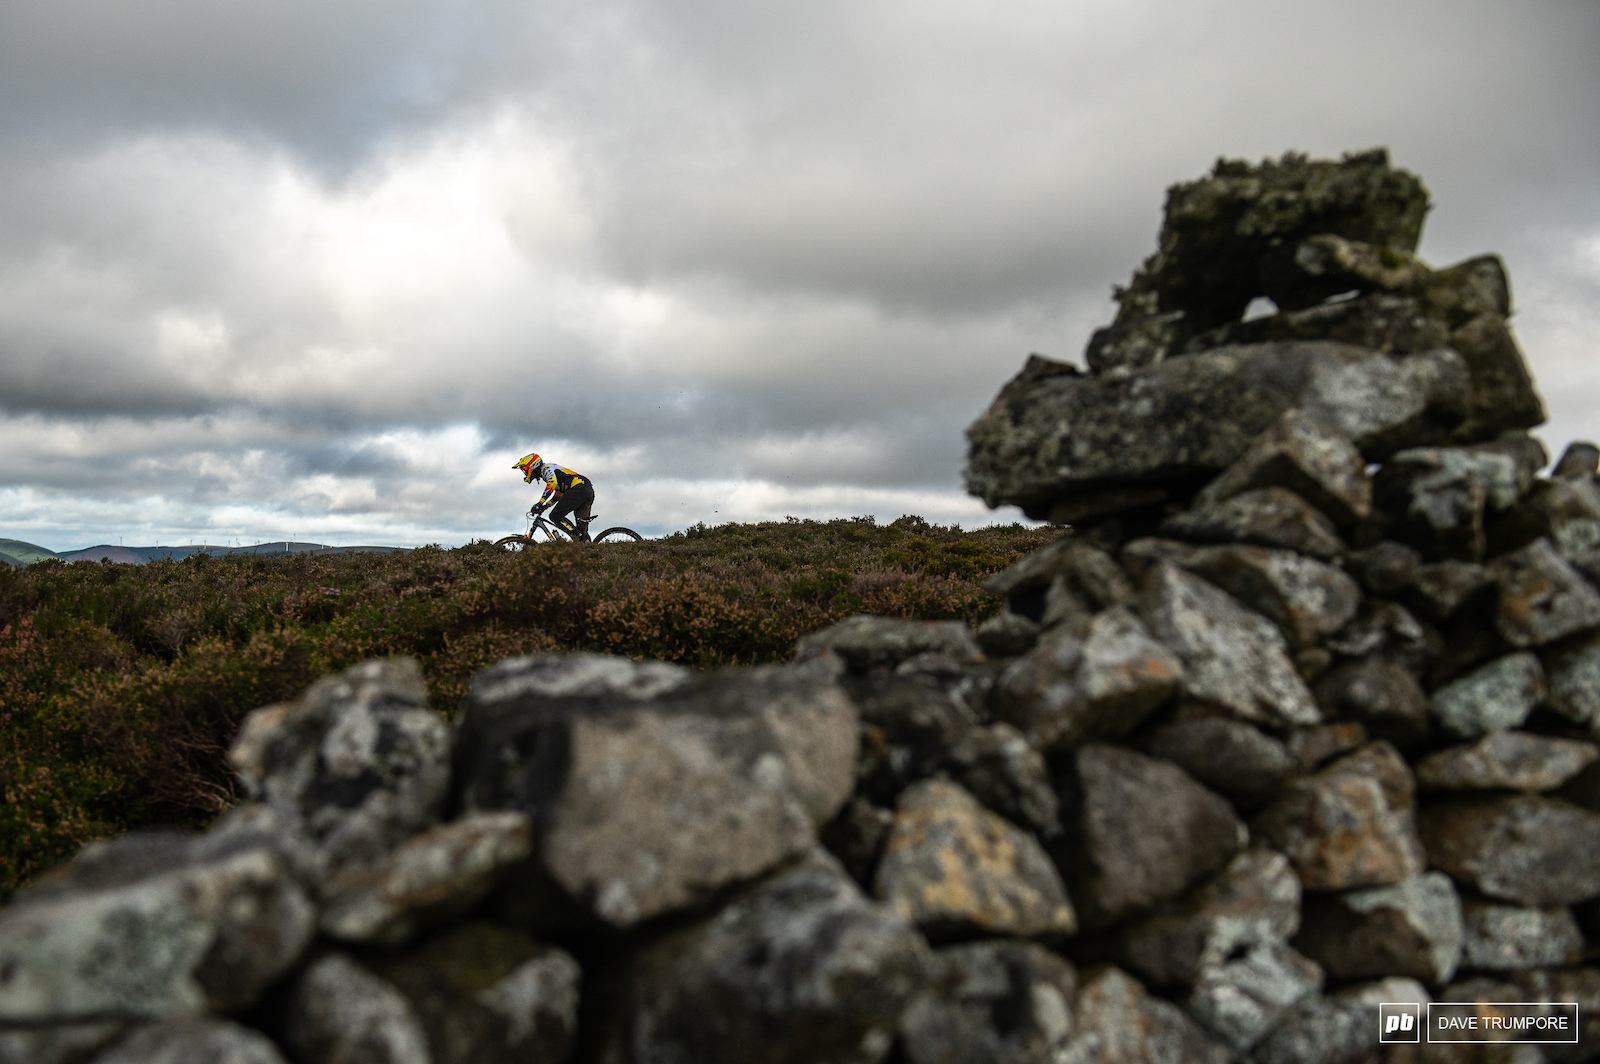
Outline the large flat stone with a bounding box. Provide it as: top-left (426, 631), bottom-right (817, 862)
top-left (1415, 733), bottom-right (1598, 792)
top-left (1419, 795), bottom-right (1600, 906)
top-left (966, 341), bottom-right (1469, 517)
top-left (1160, 487), bottom-right (1347, 560)
top-left (1428, 652), bottom-right (1546, 740)
top-left (455, 656), bottom-right (858, 929)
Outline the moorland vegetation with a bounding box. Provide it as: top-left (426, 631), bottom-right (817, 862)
top-left (0, 515), bottom-right (1053, 894)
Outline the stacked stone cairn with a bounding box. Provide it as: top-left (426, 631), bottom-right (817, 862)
top-left (3, 149), bottom-right (1599, 1064)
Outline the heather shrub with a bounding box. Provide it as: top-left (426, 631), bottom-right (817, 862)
top-left (0, 516), bottom-right (1055, 892)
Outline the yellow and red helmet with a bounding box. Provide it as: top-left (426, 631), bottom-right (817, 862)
top-left (514, 452), bottom-right (544, 483)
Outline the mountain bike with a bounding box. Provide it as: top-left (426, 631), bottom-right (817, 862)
top-left (494, 508), bottom-right (643, 551)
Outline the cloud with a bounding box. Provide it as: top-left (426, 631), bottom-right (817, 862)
top-left (0, 0), bottom-right (1596, 549)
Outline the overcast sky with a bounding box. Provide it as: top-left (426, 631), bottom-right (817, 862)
top-left (2, 0), bottom-right (1597, 550)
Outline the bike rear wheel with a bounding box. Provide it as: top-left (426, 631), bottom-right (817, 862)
top-left (594, 526), bottom-right (643, 542)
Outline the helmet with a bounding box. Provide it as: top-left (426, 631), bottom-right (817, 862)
top-left (514, 452), bottom-right (544, 483)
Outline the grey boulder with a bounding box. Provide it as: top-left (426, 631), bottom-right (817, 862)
top-left (1458, 898), bottom-right (1585, 973)
top-left (900, 941), bottom-right (1077, 1064)
top-left (1419, 795), bottom-right (1600, 906)
top-left (0, 831), bottom-right (314, 1024)
top-left (795, 615), bottom-right (982, 674)
top-left (602, 850), bottom-right (931, 1064)
top-left (1192, 409), bottom-right (1372, 527)
top-left (1136, 717), bottom-right (1298, 811)
top-left (1251, 742), bottom-right (1426, 890)
top-left (369, 922), bottom-right (580, 1064)
top-left (319, 811), bottom-right (532, 944)
top-left (874, 780), bottom-right (1075, 939)
top-left (1293, 871), bottom-right (1463, 985)
top-left (966, 340), bottom-right (1469, 519)
top-left (1057, 965), bottom-right (1232, 1064)
top-left (1313, 656), bottom-right (1430, 749)
top-left (228, 657), bottom-right (453, 896)
top-left (1184, 940), bottom-right (1322, 1053)
top-left (996, 607), bottom-right (1182, 750)
top-left (1136, 563), bottom-right (1319, 728)
top-left (1546, 631), bottom-right (1600, 731)
top-left (1488, 538), bottom-right (1600, 648)
top-left (1415, 733), bottom-right (1598, 792)
top-left (1428, 652), bottom-right (1546, 740)
top-left (1109, 848), bottom-right (1304, 987)
top-left (454, 656), bottom-right (858, 928)
top-left (1159, 487), bottom-right (1347, 561)
top-left (93, 1020), bottom-right (288, 1064)
top-left (1053, 744), bottom-right (1245, 928)
top-left (283, 953), bottom-right (429, 1064)
top-left (1250, 977), bottom-right (1429, 1064)
top-left (943, 722), bottom-right (1061, 834)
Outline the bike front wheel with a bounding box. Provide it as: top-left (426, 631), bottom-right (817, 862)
top-left (593, 526), bottom-right (643, 543)
top-left (493, 535), bottom-right (532, 552)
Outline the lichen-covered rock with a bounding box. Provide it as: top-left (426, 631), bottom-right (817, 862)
top-left (1419, 795), bottom-right (1600, 906)
top-left (875, 780), bottom-right (1075, 938)
top-left (1054, 744), bottom-right (1245, 928)
top-left (1111, 149), bottom-right (1431, 333)
top-left (0, 831), bottom-right (314, 1023)
top-left (943, 723), bottom-right (1061, 834)
top-left (283, 953), bottom-right (430, 1064)
top-left (603, 850), bottom-right (931, 1064)
top-left (93, 1019), bottom-right (289, 1064)
top-left (1374, 445), bottom-right (1530, 561)
top-left (1137, 717), bottom-right (1298, 811)
top-left (369, 923), bottom-right (580, 1064)
top-left (846, 673), bottom-right (979, 804)
top-left (820, 798), bottom-right (896, 887)
top-left (319, 811), bottom-right (532, 944)
top-left (1313, 656), bottom-right (1430, 749)
top-left (976, 610), bottom-right (1041, 657)
top-left (1251, 977), bottom-right (1429, 1064)
top-left (1408, 559), bottom-right (1494, 619)
top-left (984, 539), bottom-right (1132, 610)
top-left (1137, 563), bottom-right (1319, 728)
top-left (1428, 652), bottom-right (1546, 739)
top-left (228, 657), bottom-right (454, 897)
top-left (455, 656), bottom-right (858, 929)
top-left (1058, 966), bottom-right (1232, 1064)
top-left (1251, 742), bottom-right (1426, 891)
top-left (1184, 940), bottom-right (1322, 1053)
top-left (900, 941), bottom-right (1076, 1064)
top-left (965, 341), bottom-right (1469, 519)
top-left (1458, 898), bottom-right (1585, 973)
top-left (0, 1023), bottom-right (125, 1064)
top-left (1415, 733), bottom-right (1598, 792)
top-left (1140, 541), bottom-right (1362, 649)
top-left (1257, 233), bottom-right (1432, 310)
top-left (1109, 849), bottom-right (1303, 988)
top-left (1546, 631), bottom-right (1600, 731)
top-left (1085, 310), bottom-right (1188, 378)
top-left (1193, 409), bottom-right (1373, 527)
top-left (996, 607), bottom-right (1182, 751)
top-left (1294, 872), bottom-right (1463, 985)
top-left (1488, 538), bottom-right (1600, 648)
top-left (1161, 487), bottom-right (1347, 560)
top-left (1187, 291), bottom-right (1448, 360)
top-left (796, 616), bottom-right (983, 674)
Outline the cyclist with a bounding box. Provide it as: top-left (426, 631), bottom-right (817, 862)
top-left (514, 453), bottom-right (595, 541)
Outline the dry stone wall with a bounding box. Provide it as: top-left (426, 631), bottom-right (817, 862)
top-left (3, 149), bottom-right (1599, 1064)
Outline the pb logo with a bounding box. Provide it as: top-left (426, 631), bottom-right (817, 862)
top-left (1380, 1003), bottom-right (1421, 1043)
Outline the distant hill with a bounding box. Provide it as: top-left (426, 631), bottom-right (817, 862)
top-left (0, 539), bottom-right (59, 565)
top-left (10, 541), bottom-right (411, 566)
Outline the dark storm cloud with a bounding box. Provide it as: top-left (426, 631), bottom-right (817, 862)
top-left (0, 0), bottom-right (1596, 547)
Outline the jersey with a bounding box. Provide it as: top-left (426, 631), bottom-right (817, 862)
top-left (535, 464), bottom-right (588, 505)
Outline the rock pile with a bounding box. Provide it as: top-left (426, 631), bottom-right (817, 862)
top-left (3, 149), bottom-right (1598, 1064)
